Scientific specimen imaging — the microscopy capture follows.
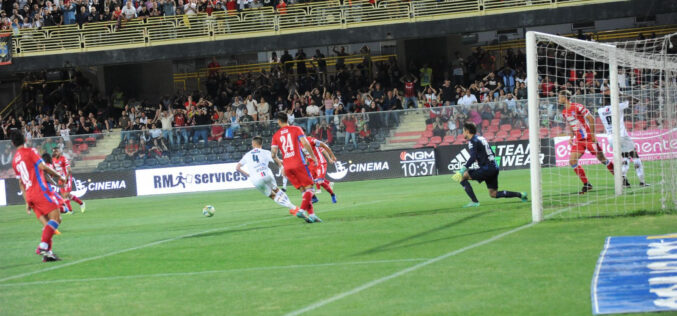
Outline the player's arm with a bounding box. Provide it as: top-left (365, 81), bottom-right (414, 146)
top-left (270, 145), bottom-right (284, 173)
top-left (235, 163), bottom-right (249, 178)
top-left (38, 162), bottom-right (66, 183)
top-left (299, 136), bottom-right (318, 163)
top-left (318, 142), bottom-right (336, 164)
top-left (584, 112), bottom-right (596, 141)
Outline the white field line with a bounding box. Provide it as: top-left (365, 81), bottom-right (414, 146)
top-left (591, 237), bottom-right (612, 315)
top-left (0, 199), bottom-right (384, 284)
top-left (0, 258), bottom-right (429, 288)
top-left (283, 187), bottom-right (649, 316)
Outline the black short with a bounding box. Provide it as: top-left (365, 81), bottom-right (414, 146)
top-left (468, 167), bottom-right (499, 190)
top-left (621, 150), bottom-right (639, 159)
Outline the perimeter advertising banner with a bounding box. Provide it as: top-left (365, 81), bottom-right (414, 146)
top-left (554, 129), bottom-right (677, 166)
top-left (323, 148), bottom-right (437, 182)
top-left (4, 170), bottom-right (137, 205)
top-left (435, 139), bottom-right (555, 175)
top-left (135, 163), bottom-right (253, 196)
top-left (0, 179), bottom-right (6, 206)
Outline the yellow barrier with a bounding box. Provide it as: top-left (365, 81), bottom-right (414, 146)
top-left (3, 0), bottom-right (624, 57)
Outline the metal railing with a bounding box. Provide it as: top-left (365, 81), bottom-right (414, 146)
top-left (3, 0), bottom-right (622, 58)
top-left (173, 53), bottom-right (396, 92)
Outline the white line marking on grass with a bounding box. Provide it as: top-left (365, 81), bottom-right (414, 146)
top-left (284, 189), bottom-right (645, 316)
top-left (0, 258), bottom-right (429, 288)
top-left (591, 237), bottom-right (611, 315)
top-left (0, 200), bottom-right (384, 284)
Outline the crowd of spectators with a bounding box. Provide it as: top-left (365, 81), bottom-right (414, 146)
top-left (0, 0), bottom-right (350, 31)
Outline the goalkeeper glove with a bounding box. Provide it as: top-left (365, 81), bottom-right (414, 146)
top-left (452, 171), bottom-right (463, 183)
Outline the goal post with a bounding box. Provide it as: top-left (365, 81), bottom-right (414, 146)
top-left (526, 31), bottom-right (677, 222)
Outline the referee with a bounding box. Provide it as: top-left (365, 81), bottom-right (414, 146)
top-left (452, 122), bottom-right (528, 207)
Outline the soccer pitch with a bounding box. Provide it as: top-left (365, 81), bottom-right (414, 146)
top-left (0, 169), bottom-right (675, 315)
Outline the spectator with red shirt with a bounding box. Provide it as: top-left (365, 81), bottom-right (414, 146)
top-left (313, 120), bottom-right (333, 145)
top-left (173, 108), bottom-right (189, 144)
top-left (400, 74), bottom-right (418, 108)
top-left (207, 57), bottom-right (220, 76)
top-left (341, 113), bottom-right (358, 149)
top-left (540, 76), bottom-right (555, 97)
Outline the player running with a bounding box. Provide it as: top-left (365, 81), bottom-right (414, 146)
top-left (305, 135), bottom-right (338, 204)
top-left (12, 132), bottom-right (67, 262)
top-left (451, 122), bottom-right (527, 207)
top-left (270, 112), bottom-right (322, 223)
top-left (597, 99), bottom-right (647, 187)
top-left (559, 90), bottom-right (615, 194)
top-left (51, 147), bottom-right (86, 213)
top-left (236, 136), bottom-right (300, 215)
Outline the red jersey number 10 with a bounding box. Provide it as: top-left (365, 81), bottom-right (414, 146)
top-left (16, 161), bottom-right (32, 189)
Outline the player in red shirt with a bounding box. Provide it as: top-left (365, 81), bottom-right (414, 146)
top-left (52, 147), bottom-right (86, 213)
top-left (271, 112), bottom-right (322, 223)
top-left (11, 132), bottom-right (67, 262)
top-left (305, 135), bottom-right (338, 203)
top-left (559, 90), bottom-right (614, 194)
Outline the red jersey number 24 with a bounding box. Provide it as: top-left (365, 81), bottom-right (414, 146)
top-left (280, 133), bottom-right (294, 157)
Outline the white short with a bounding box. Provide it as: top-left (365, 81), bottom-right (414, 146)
top-left (607, 135), bottom-right (636, 153)
top-left (251, 174), bottom-right (277, 197)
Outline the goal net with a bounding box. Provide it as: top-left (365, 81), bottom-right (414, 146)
top-left (526, 32), bottom-right (677, 221)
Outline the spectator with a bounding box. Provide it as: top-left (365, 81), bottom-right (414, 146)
top-left (432, 117), bottom-right (446, 138)
top-left (342, 113), bottom-right (358, 149)
top-left (125, 138), bottom-right (140, 159)
top-left (157, 107), bottom-right (174, 145)
top-left (400, 74), bottom-right (418, 108)
top-left (313, 120), bottom-right (333, 145)
top-left (458, 89), bottom-right (477, 109)
top-left (192, 107), bottom-right (211, 142)
top-left (257, 97), bottom-right (270, 121)
top-left (419, 63), bottom-right (432, 88)
top-left (245, 94), bottom-right (258, 121)
top-left (305, 99), bottom-right (320, 133)
top-left (208, 120), bottom-right (225, 142)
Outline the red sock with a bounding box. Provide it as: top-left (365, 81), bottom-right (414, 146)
top-left (65, 200), bottom-right (73, 212)
top-left (70, 195), bottom-right (83, 205)
top-left (573, 165), bottom-right (589, 184)
top-left (316, 183), bottom-right (320, 190)
top-left (320, 182), bottom-right (334, 195)
top-left (606, 161), bottom-right (614, 174)
top-left (301, 190), bottom-right (314, 215)
top-left (41, 224), bottom-right (56, 248)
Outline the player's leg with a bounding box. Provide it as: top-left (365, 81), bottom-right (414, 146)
top-left (317, 164), bottom-right (335, 202)
top-left (263, 176), bottom-right (298, 213)
top-left (486, 170), bottom-right (527, 201)
top-left (590, 141), bottom-right (614, 174)
top-left (286, 167), bottom-right (314, 222)
top-left (621, 152), bottom-right (631, 187)
top-left (629, 151), bottom-right (647, 185)
top-left (41, 209), bottom-right (62, 261)
top-left (460, 170), bottom-right (480, 207)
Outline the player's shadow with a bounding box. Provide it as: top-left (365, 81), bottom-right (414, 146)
top-left (352, 210), bottom-right (493, 256)
top-left (186, 224), bottom-right (291, 239)
top-left (548, 208), bottom-right (672, 222)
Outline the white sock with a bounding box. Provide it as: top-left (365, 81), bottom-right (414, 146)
top-left (39, 242), bottom-right (48, 250)
top-left (633, 158), bottom-right (645, 183)
top-left (621, 157), bottom-right (630, 178)
top-left (274, 191), bottom-right (296, 210)
top-left (282, 177), bottom-right (288, 189)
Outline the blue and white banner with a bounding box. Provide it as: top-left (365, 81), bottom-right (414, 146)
top-left (135, 163), bottom-right (253, 196)
top-left (591, 234), bottom-right (677, 314)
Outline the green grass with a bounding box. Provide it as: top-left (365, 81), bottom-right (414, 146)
top-left (0, 169), bottom-right (675, 315)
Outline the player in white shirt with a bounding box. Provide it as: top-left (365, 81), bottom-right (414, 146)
top-left (597, 100), bottom-right (647, 187)
top-left (236, 136), bottom-right (299, 214)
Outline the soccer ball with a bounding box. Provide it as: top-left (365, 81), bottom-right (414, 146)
top-left (202, 205), bottom-right (215, 217)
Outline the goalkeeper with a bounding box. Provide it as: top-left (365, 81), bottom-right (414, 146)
top-left (451, 122), bottom-right (528, 207)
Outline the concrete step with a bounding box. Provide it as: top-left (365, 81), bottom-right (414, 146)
top-left (73, 132), bottom-right (122, 172)
top-left (393, 131), bottom-right (424, 137)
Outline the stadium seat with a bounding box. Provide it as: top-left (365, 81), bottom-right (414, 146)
top-left (649, 120), bottom-right (658, 128)
top-left (496, 130), bottom-right (509, 138)
top-left (206, 154), bottom-right (217, 162)
top-left (509, 130), bottom-right (522, 138)
top-left (500, 124), bottom-right (512, 131)
top-left (170, 156), bottom-right (184, 165)
top-left (487, 125), bottom-right (499, 133)
top-left (423, 130), bottom-right (433, 138)
top-left (494, 112), bottom-right (502, 120)
top-left (625, 121), bottom-right (633, 132)
top-left (425, 124), bottom-right (433, 131)
top-left (520, 130), bottom-right (530, 140)
top-left (429, 136), bottom-right (442, 146)
top-left (490, 119), bottom-right (500, 126)
top-left (416, 137), bottom-right (428, 145)
top-left (358, 143), bottom-right (369, 151)
top-left (368, 143), bottom-right (380, 151)
top-left (121, 160), bottom-right (133, 168)
top-left (482, 120), bottom-right (490, 128)
top-left (134, 159), bottom-right (146, 168)
top-left (443, 135), bottom-right (455, 143)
